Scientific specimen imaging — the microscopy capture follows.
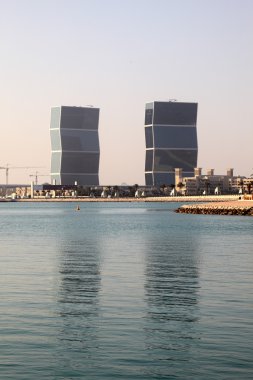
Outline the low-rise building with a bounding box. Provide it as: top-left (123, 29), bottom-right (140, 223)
top-left (175, 168), bottom-right (252, 195)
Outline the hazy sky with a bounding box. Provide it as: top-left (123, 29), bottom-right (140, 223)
top-left (1, 0), bottom-right (252, 185)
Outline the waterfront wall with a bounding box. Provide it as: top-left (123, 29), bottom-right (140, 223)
top-left (8, 194), bottom-right (240, 203)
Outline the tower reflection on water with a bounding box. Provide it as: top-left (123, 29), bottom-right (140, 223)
top-left (53, 205), bottom-right (202, 378)
top-left (57, 238), bottom-right (101, 354)
top-left (144, 234), bottom-right (200, 377)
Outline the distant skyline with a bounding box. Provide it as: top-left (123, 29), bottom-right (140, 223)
top-left (0, 0), bottom-right (252, 184)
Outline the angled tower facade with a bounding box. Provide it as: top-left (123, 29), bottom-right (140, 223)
top-left (50, 106), bottom-right (100, 185)
top-left (144, 101), bottom-right (198, 186)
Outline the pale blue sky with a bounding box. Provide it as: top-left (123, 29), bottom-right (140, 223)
top-left (0, 0), bottom-right (252, 184)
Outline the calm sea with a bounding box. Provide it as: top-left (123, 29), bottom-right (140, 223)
top-left (0, 201), bottom-right (252, 379)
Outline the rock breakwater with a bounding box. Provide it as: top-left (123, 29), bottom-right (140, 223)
top-left (176, 200), bottom-right (253, 216)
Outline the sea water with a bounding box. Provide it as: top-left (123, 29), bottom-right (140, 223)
top-left (0, 202), bottom-right (252, 379)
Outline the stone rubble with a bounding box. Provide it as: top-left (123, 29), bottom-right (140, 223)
top-left (176, 200), bottom-right (253, 216)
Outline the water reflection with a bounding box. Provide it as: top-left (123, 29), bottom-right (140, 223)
top-left (59, 244), bottom-right (100, 304)
top-left (56, 238), bottom-right (101, 361)
top-left (144, 234), bottom-right (200, 377)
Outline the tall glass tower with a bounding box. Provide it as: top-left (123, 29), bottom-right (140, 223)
top-left (50, 106), bottom-right (100, 185)
top-left (145, 101), bottom-right (198, 186)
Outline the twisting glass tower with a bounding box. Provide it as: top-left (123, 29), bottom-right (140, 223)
top-left (144, 101), bottom-right (198, 186)
top-left (50, 106), bottom-right (100, 185)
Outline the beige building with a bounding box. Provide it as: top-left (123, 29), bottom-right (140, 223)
top-left (175, 168), bottom-right (252, 195)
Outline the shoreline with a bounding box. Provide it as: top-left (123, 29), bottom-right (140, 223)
top-left (1, 195), bottom-right (241, 203)
top-left (2, 195), bottom-right (253, 216)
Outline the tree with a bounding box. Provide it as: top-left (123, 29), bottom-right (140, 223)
top-left (128, 186), bottom-right (135, 197)
top-left (113, 185), bottom-right (120, 197)
top-left (238, 178), bottom-right (244, 194)
top-left (203, 178), bottom-right (210, 195)
top-left (134, 184), bottom-right (140, 197)
top-left (247, 181), bottom-right (252, 194)
top-left (177, 182), bottom-right (184, 194)
top-left (160, 183), bottom-right (166, 194)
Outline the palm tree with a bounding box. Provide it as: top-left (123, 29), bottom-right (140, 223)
top-left (160, 184), bottom-right (166, 195)
top-left (177, 182), bottom-right (184, 195)
top-left (203, 178), bottom-right (210, 195)
top-left (134, 184), bottom-right (140, 197)
top-left (113, 185), bottom-right (119, 197)
top-left (128, 186), bottom-right (135, 197)
top-left (238, 178), bottom-right (244, 194)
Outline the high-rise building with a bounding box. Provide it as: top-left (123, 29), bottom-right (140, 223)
top-left (144, 101), bottom-right (198, 186)
top-left (50, 106), bottom-right (100, 185)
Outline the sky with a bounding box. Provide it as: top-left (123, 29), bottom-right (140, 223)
top-left (0, 0), bottom-right (252, 185)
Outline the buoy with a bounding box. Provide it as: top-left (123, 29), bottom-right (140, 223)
top-left (76, 205), bottom-right (80, 211)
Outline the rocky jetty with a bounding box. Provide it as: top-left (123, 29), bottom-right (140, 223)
top-left (176, 200), bottom-right (253, 216)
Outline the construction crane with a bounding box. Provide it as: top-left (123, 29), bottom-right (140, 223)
top-left (0, 164), bottom-right (44, 185)
top-left (29, 171), bottom-right (49, 185)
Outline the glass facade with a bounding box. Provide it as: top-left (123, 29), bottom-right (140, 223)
top-left (145, 127), bottom-right (153, 149)
top-left (145, 172), bottom-right (177, 187)
top-left (50, 106), bottom-right (100, 185)
top-left (154, 150), bottom-right (197, 172)
top-left (153, 173), bottom-right (176, 186)
top-left (50, 130), bottom-right (61, 151)
top-left (61, 174), bottom-right (99, 185)
top-left (154, 126), bottom-right (197, 149)
top-left (61, 152), bottom-right (99, 173)
top-left (50, 107), bottom-right (61, 129)
top-left (144, 101), bottom-right (198, 186)
top-left (61, 130), bottom-right (99, 151)
top-left (153, 102), bottom-right (198, 125)
top-left (60, 106), bottom-right (99, 130)
top-left (145, 173), bottom-right (153, 186)
top-left (145, 150), bottom-right (153, 172)
top-left (51, 152), bottom-right (62, 174)
top-left (145, 102), bottom-right (153, 125)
